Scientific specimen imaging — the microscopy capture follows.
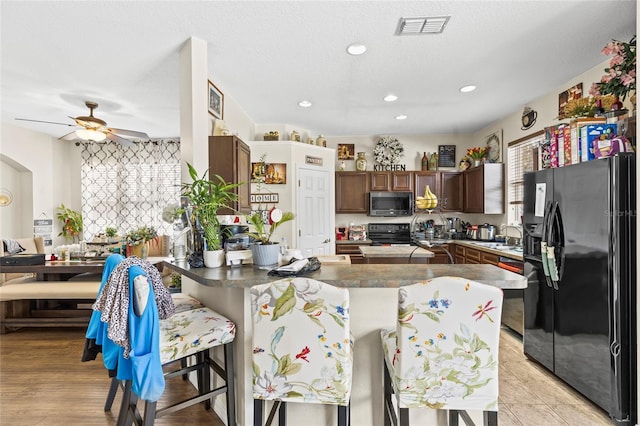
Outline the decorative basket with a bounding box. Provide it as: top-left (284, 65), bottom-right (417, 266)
top-left (263, 135), bottom-right (279, 141)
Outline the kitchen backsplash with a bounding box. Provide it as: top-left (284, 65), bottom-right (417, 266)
top-left (336, 212), bottom-right (511, 233)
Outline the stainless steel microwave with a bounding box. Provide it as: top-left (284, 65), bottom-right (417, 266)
top-left (368, 191), bottom-right (413, 217)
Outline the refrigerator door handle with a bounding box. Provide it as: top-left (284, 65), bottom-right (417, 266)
top-left (540, 201), bottom-right (554, 288)
top-left (545, 202), bottom-right (559, 289)
top-left (554, 202), bottom-right (565, 282)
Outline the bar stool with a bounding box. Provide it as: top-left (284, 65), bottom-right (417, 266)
top-left (250, 277), bottom-right (352, 426)
top-left (116, 276), bottom-right (236, 426)
top-left (381, 277), bottom-right (503, 426)
top-left (103, 291), bottom-right (205, 411)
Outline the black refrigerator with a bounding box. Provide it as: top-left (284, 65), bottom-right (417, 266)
top-left (523, 153), bottom-right (636, 425)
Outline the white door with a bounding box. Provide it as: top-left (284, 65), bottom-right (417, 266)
top-left (296, 166), bottom-right (333, 257)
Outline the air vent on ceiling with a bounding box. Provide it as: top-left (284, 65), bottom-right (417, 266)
top-left (396, 16), bottom-right (450, 35)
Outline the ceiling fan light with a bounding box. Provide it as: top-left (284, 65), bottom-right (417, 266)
top-left (76, 129), bottom-right (106, 142)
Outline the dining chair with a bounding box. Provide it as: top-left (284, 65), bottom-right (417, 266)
top-left (250, 277), bottom-right (353, 426)
top-left (381, 276), bottom-right (503, 426)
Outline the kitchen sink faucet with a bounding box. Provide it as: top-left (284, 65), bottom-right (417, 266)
top-left (500, 224), bottom-right (523, 247)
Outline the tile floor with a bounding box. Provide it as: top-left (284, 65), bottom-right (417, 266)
top-left (498, 328), bottom-right (613, 425)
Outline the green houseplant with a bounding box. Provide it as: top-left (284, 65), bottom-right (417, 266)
top-left (56, 204), bottom-right (83, 242)
top-left (124, 225), bottom-right (158, 258)
top-left (246, 210), bottom-right (294, 267)
top-left (181, 163), bottom-right (242, 267)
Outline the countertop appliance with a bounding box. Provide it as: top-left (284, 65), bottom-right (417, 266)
top-left (367, 223), bottom-right (411, 245)
top-left (477, 223), bottom-right (497, 241)
top-left (368, 191), bottom-right (413, 217)
top-left (523, 154), bottom-right (636, 424)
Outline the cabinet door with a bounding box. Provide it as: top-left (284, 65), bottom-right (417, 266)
top-left (440, 172), bottom-right (463, 212)
top-left (370, 172), bottom-right (390, 191)
top-left (392, 172), bottom-right (413, 191)
top-left (209, 135), bottom-right (251, 214)
top-left (463, 166), bottom-right (484, 213)
top-left (336, 172), bottom-right (369, 213)
top-left (414, 172), bottom-right (440, 199)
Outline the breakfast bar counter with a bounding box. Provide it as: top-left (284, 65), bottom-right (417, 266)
top-left (164, 261), bottom-right (526, 425)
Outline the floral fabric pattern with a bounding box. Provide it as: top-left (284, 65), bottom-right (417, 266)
top-left (381, 276), bottom-right (503, 411)
top-left (159, 307), bottom-right (235, 365)
top-left (250, 277), bottom-right (352, 406)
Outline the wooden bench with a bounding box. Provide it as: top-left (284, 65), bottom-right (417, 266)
top-left (0, 273), bottom-right (101, 333)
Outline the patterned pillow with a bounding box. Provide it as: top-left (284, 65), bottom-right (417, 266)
top-left (3, 239), bottom-right (25, 255)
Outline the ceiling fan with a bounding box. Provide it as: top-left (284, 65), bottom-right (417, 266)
top-left (16, 101), bottom-right (150, 147)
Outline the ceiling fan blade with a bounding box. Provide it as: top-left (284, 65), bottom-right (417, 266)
top-left (59, 131), bottom-right (79, 141)
top-left (16, 118), bottom-right (75, 127)
top-left (105, 132), bottom-right (135, 148)
top-left (107, 127), bottom-right (149, 139)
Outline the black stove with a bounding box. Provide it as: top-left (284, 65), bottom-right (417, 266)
top-left (368, 223), bottom-right (412, 245)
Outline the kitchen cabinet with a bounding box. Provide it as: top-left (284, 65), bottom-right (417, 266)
top-left (335, 241), bottom-right (371, 264)
top-left (208, 135), bottom-right (251, 214)
top-left (370, 171), bottom-right (413, 191)
top-left (454, 245), bottom-right (466, 264)
top-left (428, 244), bottom-right (453, 264)
top-left (414, 171), bottom-right (462, 212)
top-left (463, 163), bottom-right (504, 214)
top-left (335, 172), bottom-right (369, 213)
top-left (480, 251), bottom-right (499, 266)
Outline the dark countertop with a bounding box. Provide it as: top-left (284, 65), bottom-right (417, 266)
top-left (164, 260), bottom-right (527, 290)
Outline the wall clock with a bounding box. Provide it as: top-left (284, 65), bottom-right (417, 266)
top-left (485, 130), bottom-right (502, 163)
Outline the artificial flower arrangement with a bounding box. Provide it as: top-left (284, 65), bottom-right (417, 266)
top-left (56, 204), bottom-right (83, 241)
top-left (562, 94), bottom-right (616, 118)
top-left (466, 146), bottom-right (488, 160)
top-left (589, 35), bottom-right (636, 102)
top-left (125, 225), bottom-right (158, 246)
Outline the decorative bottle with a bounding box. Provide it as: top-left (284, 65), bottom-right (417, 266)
top-left (316, 135), bottom-right (327, 147)
top-left (355, 152), bottom-right (367, 171)
top-left (421, 152), bottom-right (428, 171)
top-left (429, 153), bottom-right (438, 171)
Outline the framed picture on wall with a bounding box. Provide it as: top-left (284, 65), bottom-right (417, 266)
top-left (208, 80), bottom-right (224, 119)
top-left (438, 145), bottom-right (456, 167)
top-left (558, 82), bottom-right (582, 119)
top-left (337, 143), bottom-right (355, 160)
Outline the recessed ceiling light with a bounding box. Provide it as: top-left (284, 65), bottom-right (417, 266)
top-left (460, 85), bottom-right (477, 93)
top-left (346, 43), bottom-right (367, 55)
top-left (384, 94), bottom-right (398, 102)
top-left (298, 100), bottom-right (312, 107)
top-left (395, 115), bottom-right (408, 120)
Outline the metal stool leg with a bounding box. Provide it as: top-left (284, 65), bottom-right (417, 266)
top-left (224, 342), bottom-right (236, 425)
top-left (254, 399), bottom-right (264, 426)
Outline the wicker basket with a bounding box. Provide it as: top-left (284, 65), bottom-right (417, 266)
top-left (263, 135), bottom-right (279, 141)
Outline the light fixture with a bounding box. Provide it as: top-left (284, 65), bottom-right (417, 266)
top-left (76, 129), bottom-right (107, 141)
top-left (346, 43), bottom-right (367, 55)
top-left (460, 85), bottom-right (477, 93)
top-left (298, 100), bottom-right (312, 108)
top-left (395, 115), bottom-right (408, 120)
top-left (384, 94), bottom-right (398, 102)
top-left (0, 188), bottom-right (13, 207)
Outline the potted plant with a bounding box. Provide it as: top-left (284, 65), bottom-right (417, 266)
top-left (124, 225), bottom-right (158, 259)
top-left (181, 163), bottom-right (242, 268)
top-left (56, 204), bottom-right (83, 243)
top-left (245, 210), bottom-right (294, 267)
top-left (105, 226), bottom-right (118, 243)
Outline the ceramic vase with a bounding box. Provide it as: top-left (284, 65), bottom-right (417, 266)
top-left (203, 249), bottom-right (225, 268)
top-left (355, 152), bottom-right (367, 171)
top-left (250, 243), bottom-right (280, 267)
top-left (473, 159), bottom-right (482, 167)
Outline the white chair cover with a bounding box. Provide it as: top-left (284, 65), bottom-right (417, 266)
top-left (251, 277), bottom-right (352, 406)
top-left (381, 276), bottom-right (503, 411)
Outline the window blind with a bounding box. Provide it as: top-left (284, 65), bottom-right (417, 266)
top-left (507, 131), bottom-right (544, 224)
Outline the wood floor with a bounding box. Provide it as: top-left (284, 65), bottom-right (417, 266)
top-left (0, 327), bottom-right (613, 425)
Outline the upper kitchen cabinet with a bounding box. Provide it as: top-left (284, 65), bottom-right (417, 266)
top-left (336, 172), bottom-right (369, 213)
top-left (208, 135), bottom-right (251, 214)
top-left (414, 171), bottom-right (462, 212)
top-left (463, 163), bottom-right (504, 214)
top-left (370, 171), bottom-right (413, 191)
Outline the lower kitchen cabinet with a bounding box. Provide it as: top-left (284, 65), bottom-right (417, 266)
top-left (428, 244), bottom-right (454, 264)
top-left (335, 241), bottom-right (371, 264)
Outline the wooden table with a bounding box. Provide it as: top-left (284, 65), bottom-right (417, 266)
top-left (0, 257), bottom-right (165, 281)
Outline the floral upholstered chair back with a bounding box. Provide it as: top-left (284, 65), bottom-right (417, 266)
top-left (383, 276), bottom-right (503, 411)
top-left (251, 277), bottom-right (352, 406)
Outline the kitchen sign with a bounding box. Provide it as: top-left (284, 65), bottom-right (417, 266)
top-left (305, 155), bottom-right (323, 166)
top-left (373, 164), bottom-right (406, 171)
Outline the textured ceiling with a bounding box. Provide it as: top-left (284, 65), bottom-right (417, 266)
top-left (1, 1), bottom-right (636, 140)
